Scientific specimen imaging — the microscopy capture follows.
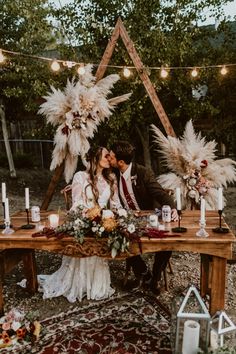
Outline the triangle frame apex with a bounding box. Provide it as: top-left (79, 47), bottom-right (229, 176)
top-left (177, 285), bottom-right (210, 319)
top-left (211, 311), bottom-right (236, 335)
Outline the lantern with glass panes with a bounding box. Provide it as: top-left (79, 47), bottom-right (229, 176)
top-left (175, 286), bottom-right (211, 354)
top-left (210, 310), bottom-right (236, 350)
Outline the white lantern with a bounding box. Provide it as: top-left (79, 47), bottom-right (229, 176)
top-left (210, 311), bottom-right (236, 349)
top-left (175, 286), bottom-right (211, 354)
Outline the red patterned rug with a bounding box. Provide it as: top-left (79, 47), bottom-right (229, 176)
top-left (8, 291), bottom-right (172, 354)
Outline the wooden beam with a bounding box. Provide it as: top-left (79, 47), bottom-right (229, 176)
top-left (95, 18), bottom-right (121, 80)
top-left (42, 18), bottom-right (176, 208)
top-left (41, 163), bottom-right (64, 210)
top-left (118, 18), bottom-right (176, 137)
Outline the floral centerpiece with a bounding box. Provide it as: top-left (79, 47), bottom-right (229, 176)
top-left (55, 206), bottom-right (141, 258)
top-left (0, 309), bottom-right (41, 349)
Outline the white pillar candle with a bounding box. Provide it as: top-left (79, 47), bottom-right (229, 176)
top-left (210, 329), bottom-right (218, 350)
top-left (48, 214), bottom-right (59, 228)
top-left (182, 320), bottom-right (200, 354)
top-left (4, 197), bottom-right (10, 223)
top-left (218, 187), bottom-right (223, 210)
top-left (176, 187), bottom-right (181, 210)
top-left (200, 197), bottom-right (205, 223)
top-left (25, 188), bottom-right (30, 209)
top-left (149, 214), bottom-right (159, 227)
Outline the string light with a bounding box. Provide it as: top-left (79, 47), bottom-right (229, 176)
top-left (123, 67), bottom-right (131, 78)
top-left (160, 67), bottom-right (169, 79)
top-left (77, 64), bottom-right (86, 75)
top-left (191, 68), bottom-right (198, 78)
top-left (220, 65), bottom-right (228, 76)
top-left (0, 48), bottom-right (236, 78)
top-left (51, 59), bottom-right (60, 72)
top-left (0, 49), bottom-right (6, 63)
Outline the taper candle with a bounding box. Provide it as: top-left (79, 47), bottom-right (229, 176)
top-left (1, 182), bottom-right (6, 203)
top-left (200, 197), bottom-right (205, 223)
top-left (4, 197), bottom-right (10, 223)
top-left (218, 187), bottom-right (223, 210)
top-left (176, 187), bottom-right (181, 210)
top-left (25, 188), bottom-right (30, 209)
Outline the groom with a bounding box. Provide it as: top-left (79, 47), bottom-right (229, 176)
top-left (108, 140), bottom-right (178, 294)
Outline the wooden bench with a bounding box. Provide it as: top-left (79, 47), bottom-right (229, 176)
top-left (0, 249), bottom-right (38, 315)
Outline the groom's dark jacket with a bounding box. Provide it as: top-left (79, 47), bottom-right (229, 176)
top-left (115, 163), bottom-right (175, 210)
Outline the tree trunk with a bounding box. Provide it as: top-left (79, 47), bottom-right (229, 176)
top-left (135, 125), bottom-right (152, 169)
top-left (0, 101), bottom-right (17, 178)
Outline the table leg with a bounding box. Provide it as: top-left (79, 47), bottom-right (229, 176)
top-left (210, 256), bottom-right (227, 315)
top-left (200, 254), bottom-right (211, 298)
top-left (22, 250), bottom-right (38, 294)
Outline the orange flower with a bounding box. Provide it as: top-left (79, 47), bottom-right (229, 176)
top-left (33, 321), bottom-right (41, 340)
top-left (102, 217), bottom-right (117, 232)
top-left (16, 328), bottom-right (26, 338)
top-left (86, 205), bottom-right (101, 220)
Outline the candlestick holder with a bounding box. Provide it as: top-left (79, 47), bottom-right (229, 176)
top-left (0, 202), bottom-right (5, 229)
top-left (212, 210), bottom-right (229, 233)
top-left (21, 209), bottom-right (35, 229)
top-left (1, 220), bottom-right (15, 234)
top-left (196, 219), bottom-right (209, 237)
top-left (172, 210), bottom-right (187, 233)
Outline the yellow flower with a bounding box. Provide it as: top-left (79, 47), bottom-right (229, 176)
top-left (33, 321), bottom-right (41, 340)
top-left (102, 217), bottom-right (117, 232)
top-left (86, 205), bottom-right (101, 220)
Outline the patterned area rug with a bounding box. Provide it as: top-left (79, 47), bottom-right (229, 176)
top-left (8, 291), bottom-right (172, 354)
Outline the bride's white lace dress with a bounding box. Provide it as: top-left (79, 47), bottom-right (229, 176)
top-left (39, 171), bottom-right (121, 303)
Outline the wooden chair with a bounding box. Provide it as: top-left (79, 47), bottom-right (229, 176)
top-left (61, 184), bottom-right (72, 210)
top-left (0, 249), bottom-right (38, 315)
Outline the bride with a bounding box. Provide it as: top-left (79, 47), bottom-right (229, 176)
top-left (39, 146), bottom-right (122, 303)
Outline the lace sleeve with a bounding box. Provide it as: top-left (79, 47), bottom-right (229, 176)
top-left (71, 171), bottom-right (86, 210)
top-left (110, 175), bottom-right (122, 210)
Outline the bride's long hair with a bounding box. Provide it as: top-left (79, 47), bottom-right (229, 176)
top-left (86, 147), bottom-right (115, 204)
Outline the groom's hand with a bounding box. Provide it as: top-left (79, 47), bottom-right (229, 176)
top-left (171, 208), bottom-right (179, 222)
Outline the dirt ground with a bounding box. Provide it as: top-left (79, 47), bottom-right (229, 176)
top-left (1, 167), bottom-right (236, 349)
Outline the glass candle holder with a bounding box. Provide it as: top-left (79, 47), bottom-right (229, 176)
top-left (48, 214), bottom-right (60, 228)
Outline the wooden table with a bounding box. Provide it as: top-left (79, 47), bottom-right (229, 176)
top-left (0, 210), bottom-right (235, 315)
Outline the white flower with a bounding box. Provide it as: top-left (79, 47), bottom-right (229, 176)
top-left (102, 210), bottom-right (114, 219)
top-left (127, 224), bottom-right (135, 233)
top-left (92, 226), bottom-right (98, 232)
top-left (99, 226), bottom-right (105, 232)
top-left (188, 177), bottom-right (197, 186)
top-left (74, 218), bottom-right (84, 226)
top-left (117, 208), bottom-right (128, 218)
top-left (188, 190), bottom-right (197, 198)
top-left (11, 321), bottom-right (21, 331)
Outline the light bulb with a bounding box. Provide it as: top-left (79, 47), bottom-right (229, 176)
top-left (77, 65), bottom-right (85, 75)
top-left (0, 50), bottom-right (6, 63)
top-left (123, 67), bottom-right (131, 78)
top-left (160, 68), bottom-right (169, 78)
top-left (191, 68), bottom-right (198, 78)
top-left (51, 60), bottom-right (60, 72)
top-left (220, 66), bottom-right (228, 76)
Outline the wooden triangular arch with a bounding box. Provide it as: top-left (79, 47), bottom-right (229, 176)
top-left (41, 17), bottom-right (176, 210)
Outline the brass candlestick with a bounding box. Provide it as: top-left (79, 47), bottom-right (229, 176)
top-left (212, 210), bottom-right (229, 233)
top-left (172, 210), bottom-right (187, 233)
top-left (21, 209), bottom-right (35, 229)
